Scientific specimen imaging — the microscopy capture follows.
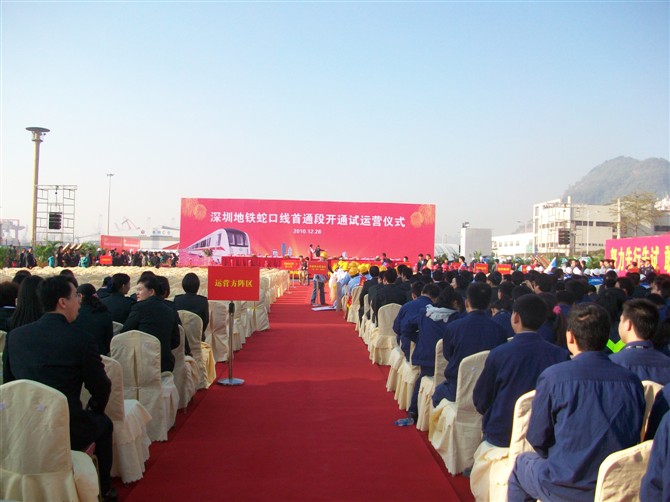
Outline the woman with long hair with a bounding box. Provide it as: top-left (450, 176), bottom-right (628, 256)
top-left (8, 275), bottom-right (44, 331)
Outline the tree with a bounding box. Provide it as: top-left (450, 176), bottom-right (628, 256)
top-left (610, 192), bottom-right (661, 237)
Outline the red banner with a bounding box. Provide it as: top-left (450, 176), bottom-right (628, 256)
top-left (178, 198), bottom-right (435, 266)
top-left (497, 264), bottom-right (512, 275)
top-left (280, 259), bottom-right (300, 271)
top-left (100, 235), bottom-right (141, 251)
top-left (99, 255), bottom-right (113, 265)
top-left (606, 234), bottom-right (670, 274)
top-left (308, 260), bottom-right (329, 276)
top-left (207, 266), bottom-right (260, 301)
top-left (474, 263), bottom-right (489, 274)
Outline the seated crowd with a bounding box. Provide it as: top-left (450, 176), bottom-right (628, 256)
top-left (0, 268), bottom-right (212, 501)
top-left (337, 257), bottom-right (670, 501)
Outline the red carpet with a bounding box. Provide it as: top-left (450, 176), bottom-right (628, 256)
top-left (116, 285), bottom-right (473, 501)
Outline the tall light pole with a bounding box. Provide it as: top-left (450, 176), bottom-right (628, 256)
top-left (26, 127), bottom-right (50, 247)
top-left (106, 173), bottom-right (114, 235)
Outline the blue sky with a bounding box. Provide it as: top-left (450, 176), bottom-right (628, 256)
top-left (1, 1), bottom-right (668, 244)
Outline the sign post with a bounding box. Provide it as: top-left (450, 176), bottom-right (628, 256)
top-left (208, 266), bottom-right (260, 386)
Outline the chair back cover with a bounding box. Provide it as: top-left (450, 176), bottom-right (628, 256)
top-left (508, 390), bottom-right (536, 463)
top-left (206, 300), bottom-right (229, 362)
top-left (378, 303), bottom-right (402, 331)
top-left (641, 380), bottom-right (663, 440)
top-left (0, 379), bottom-right (90, 501)
top-left (171, 326), bottom-right (194, 409)
top-left (111, 330), bottom-right (167, 441)
top-left (594, 440), bottom-right (653, 502)
top-left (179, 310), bottom-right (209, 389)
top-left (434, 339), bottom-right (447, 388)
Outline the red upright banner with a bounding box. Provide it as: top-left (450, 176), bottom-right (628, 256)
top-left (179, 198), bottom-right (435, 266)
top-left (207, 266), bottom-right (260, 301)
top-left (280, 259), bottom-right (300, 271)
top-left (497, 264), bottom-right (512, 275)
top-left (308, 260), bottom-right (329, 276)
top-left (474, 263), bottom-right (489, 274)
top-left (606, 234), bottom-right (670, 274)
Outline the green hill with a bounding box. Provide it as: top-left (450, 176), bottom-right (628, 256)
top-left (563, 156), bottom-right (669, 204)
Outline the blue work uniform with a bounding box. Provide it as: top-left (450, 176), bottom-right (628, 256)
top-left (473, 332), bottom-right (569, 447)
top-left (508, 351), bottom-right (645, 502)
top-left (432, 310), bottom-right (507, 406)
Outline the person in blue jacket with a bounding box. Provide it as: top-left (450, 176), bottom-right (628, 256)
top-left (640, 410), bottom-right (670, 501)
top-left (610, 298), bottom-right (670, 384)
top-left (508, 303), bottom-right (645, 502)
top-left (432, 282), bottom-right (507, 406)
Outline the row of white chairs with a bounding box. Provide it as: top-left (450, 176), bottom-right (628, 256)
top-left (338, 289), bottom-right (665, 501)
top-left (0, 267), bottom-right (289, 501)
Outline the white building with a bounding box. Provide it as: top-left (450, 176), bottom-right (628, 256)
top-left (491, 232), bottom-right (533, 259)
top-left (533, 197), bottom-right (616, 256)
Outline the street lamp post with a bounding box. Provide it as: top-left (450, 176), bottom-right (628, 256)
top-left (26, 127), bottom-right (50, 247)
top-left (106, 173), bottom-right (115, 235)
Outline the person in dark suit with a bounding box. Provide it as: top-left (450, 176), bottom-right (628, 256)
top-left (2, 276), bottom-right (114, 500)
top-left (101, 273), bottom-right (136, 324)
top-left (358, 265), bottom-right (380, 324)
top-left (73, 283), bottom-right (114, 356)
top-left (174, 272), bottom-right (209, 341)
top-left (371, 268), bottom-right (409, 322)
top-left (121, 275), bottom-right (180, 372)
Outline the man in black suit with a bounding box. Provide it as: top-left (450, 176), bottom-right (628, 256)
top-left (371, 268), bottom-right (409, 322)
top-left (174, 272), bottom-right (209, 340)
top-left (101, 273), bottom-right (136, 324)
top-left (121, 275), bottom-right (180, 372)
top-left (3, 276), bottom-right (114, 500)
top-left (358, 265), bottom-right (380, 324)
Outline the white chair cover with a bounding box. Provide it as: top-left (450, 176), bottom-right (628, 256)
top-left (394, 342), bottom-right (419, 410)
top-left (110, 331), bottom-right (179, 442)
top-left (179, 310), bottom-right (216, 389)
top-left (641, 380), bottom-right (664, 440)
top-left (171, 326), bottom-right (196, 409)
top-left (359, 295), bottom-right (370, 339)
top-left (470, 390), bottom-right (536, 502)
top-left (385, 345), bottom-right (405, 393)
top-left (100, 356), bottom-right (152, 484)
top-left (206, 300), bottom-right (229, 362)
top-left (346, 286), bottom-right (362, 324)
top-left (251, 297), bottom-right (270, 332)
top-left (429, 350), bottom-right (490, 474)
top-left (417, 339), bottom-right (446, 432)
top-left (594, 440), bottom-right (653, 502)
top-left (0, 380), bottom-right (99, 502)
top-left (368, 303), bottom-right (402, 365)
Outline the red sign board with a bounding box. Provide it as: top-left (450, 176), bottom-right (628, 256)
top-left (100, 235), bottom-right (141, 251)
top-left (474, 263), bottom-right (489, 274)
top-left (207, 266), bottom-right (260, 301)
top-left (178, 198), bottom-right (435, 266)
top-left (99, 255), bottom-right (113, 265)
top-left (308, 260), bottom-right (329, 276)
top-left (497, 264), bottom-right (512, 275)
top-left (280, 259), bottom-right (300, 271)
top-left (606, 234), bottom-right (670, 274)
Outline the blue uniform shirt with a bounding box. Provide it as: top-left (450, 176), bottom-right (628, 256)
top-left (411, 306), bottom-right (457, 368)
top-left (473, 331), bottom-right (569, 447)
top-left (610, 340), bottom-right (670, 385)
top-left (527, 351), bottom-right (645, 502)
top-left (432, 310), bottom-right (507, 405)
top-left (392, 296), bottom-right (432, 359)
top-left (641, 411), bottom-right (670, 502)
